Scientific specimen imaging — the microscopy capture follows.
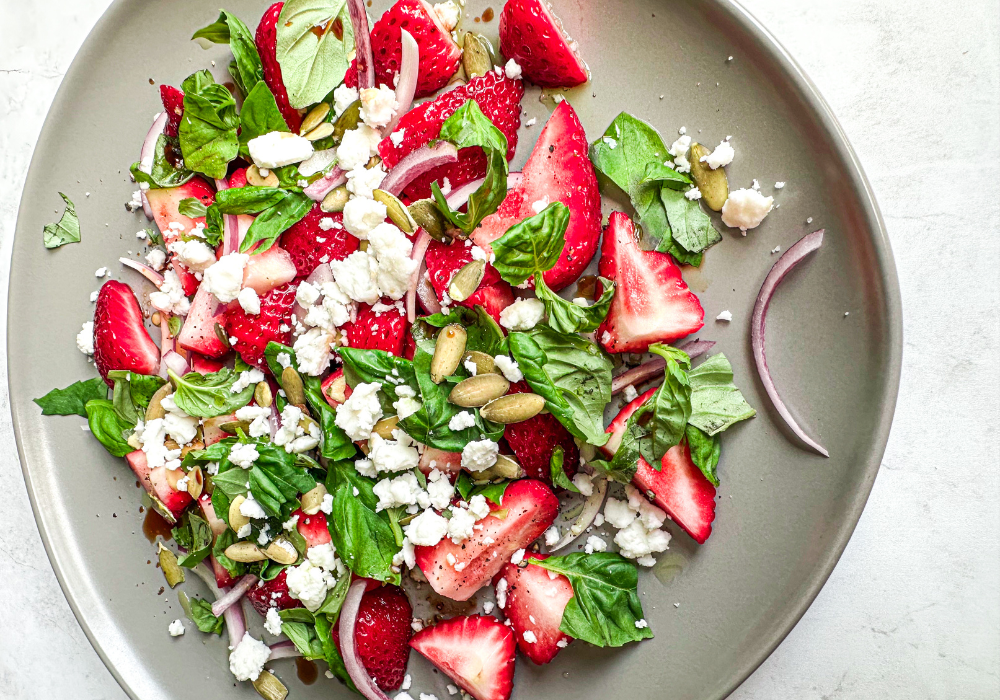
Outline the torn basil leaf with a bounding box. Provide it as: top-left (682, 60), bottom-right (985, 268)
top-left (42, 193), bottom-right (81, 249)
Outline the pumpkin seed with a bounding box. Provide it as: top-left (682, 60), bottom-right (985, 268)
top-left (471, 454), bottom-right (524, 481)
top-left (229, 495), bottom-right (250, 533)
top-left (180, 439), bottom-right (204, 459)
top-left (448, 260), bottom-right (486, 303)
top-left (186, 465), bottom-right (204, 499)
top-left (151, 312), bottom-right (162, 326)
top-left (299, 102), bottom-right (331, 135)
top-left (145, 383), bottom-right (172, 422)
top-left (300, 484), bottom-right (329, 516)
top-left (127, 432), bottom-right (142, 450)
top-left (462, 351), bottom-right (497, 376)
top-left (408, 199), bottom-right (449, 241)
top-left (247, 165), bottom-right (279, 188)
top-left (252, 670), bottom-right (289, 700)
top-left (431, 324), bottom-right (468, 383)
top-left (449, 374), bottom-right (510, 407)
top-left (687, 142), bottom-right (729, 212)
top-left (215, 323), bottom-right (231, 349)
top-left (373, 416), bottom-right (400, 439)
top-left (463, 33), bottom-right (494, 78)
top-left (165, 466), bottom-right (185, 491)
top-left (325, 374), bottom-right (348, 404)
top-left (264, 538), bottom-right (299, 565)
top-left (333, 100), bottom-right (362, 142)
top-left (480, 393), bottom-right (545, 424)
top-left (281, 367), bottom-right (307, 407)
top-left (254, 382), bottom-right (273, 408)
top-left (225, 541), bottom-right (268, 563)
top-left (158, 542), bottom-right (185, 588)
top-left (321, 185), bottom-right (350, 213)
top-left (150, 495), bottom-right (178, 524)
top-left (220, 420), bottom-right (252, 435)
top-left (373, 189), bottom-right (418, 234)
top-left (304, 122), bottom-right (335, 141)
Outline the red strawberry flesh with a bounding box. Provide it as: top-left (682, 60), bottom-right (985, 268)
top-left (503, 382), bottom-right (578, 484)
top-left (332, 584), bottom-right (413, 691)
top-left (280, 208), bottom-right (359, 279)
top-left (255, 2), bottom-right (303, 133)
top-left (635, 445), bottom-right (717, 544)
top-left (410, 615), bottom-right (515, 700)
top-left (498, 553), bottom-right (573, 664)
top-left (93, 280), bottom-right (161, 385)
top-left (222, 282), bottom-right (298, 367)
top-left (159, 85), bottom-right (185, 137)
top-left (499, 0), bottom-right (589, 88)
top-left (343, 300), bottom-right (409, 356)
top-left (246, 569), bottom-right (303, 617)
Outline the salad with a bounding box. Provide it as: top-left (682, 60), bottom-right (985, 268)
top-left (35, 1), bottom-right (826, 698)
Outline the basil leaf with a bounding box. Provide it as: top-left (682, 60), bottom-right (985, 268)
top-left (338, 347), bottom-right (419, 411)
top-left (688, 353), bottom-right (756, 435)
top-left (315, 571), bottom-right (351, 617)
top-left (534, 274), bottom-right (614, 334)
top-left (215, 186), bottom-right (288, 213)
top-left (35, 377), bottom-right (106, 417)
top-left (660, 187), bottom-right (722, 255)
top-left (313, 612), bottom-right (357, 690)
top-left (281, 620), bottom-right (325, 659)
top-left (130, 135), bottom-right (196, 190)
top-left (491, 203), bottom-right (570, 286)
top-left (640, 161), bottom-right (692, 190)
top-left (240, 190), bottom-right (313, 253)
top-left (276, 0), bottom-right (355, 109)
top-left (168, 369), bottom-right (255, 418)
top-left (238, 82), bottom-right (290, 159)
top-left (212, 528), bottom-right (245, 578)
top-left (177, 513), bottom-right (213, 568)
top-left (85, 399), bottom-right (134, 457)
top-left (191, 10), bottom-right (264, 96)
top-left (550, 446), bottom-right (579, 493)
top-left (178, 198), bottom-right (208, 218)
top-left (640, 344), bottom-right (692, 464)
top-left (532, 553), bottom-right (653, 647)
top-left (202, 205), bottom-right (225, 248)
top-left (419, 306), bottom-right (506, 356)
top-left (686, 424), bottom-right (721, 486)
top-left (178, 70), bottom-right (239, 179)
top-left (42, 193), bottom-right (81, 249)
top-left (187, 596), bottom-right (225, 635)
top-left (108, 370), bottom-right (167, 426)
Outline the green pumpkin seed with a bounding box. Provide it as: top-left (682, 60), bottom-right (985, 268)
top-left (449, 374), bottom-right (510, 407)
top-left (333, 100), bottom-right (362, 142)
top-left (374, 189), bottom-right (418, 234)
top-left (254, 382), bottom-right (273, 409)
top-left (448, 260), bottom-right (486, 303)
top-left (145, 383), bottom-right (173, 422)
top-left (220, 420), bottom-right (252, 435)
top-left (252, 670), bottom-right (289, 700)
top-left (264, 538), bottom-right (299, 565)
top-left (281, 367), bottom-right (307, 407)
top-left (304, 122), bottom-right (335, 142)
top-left (480, 393), bottom-right (546, 424)
top-left (247, 164), bottom-right (279, 187)
top-left (431, 324), bottom-right (468, 383)
top-left (321, 185), bottom-right (350, 213)
top-left (463, 351), bottom-right (497, 376)
top-left (688, 142), bottom-right (729, 212)
top-left (300, 102), bottom-right (331, 136)
top-left (408, 199), bottom-right (450, 241)
top-left (225, 541), bottom-right (268, 563)
top-left (158, 542), bottom-right (185, 588)
top-left (372, 416), bottom-right (400, 439)
top-left (463, 33), bottom-right (494, 79)
top-left (471, 454), bottom-right (524, 481)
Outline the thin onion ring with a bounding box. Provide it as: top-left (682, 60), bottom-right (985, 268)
top-left (384, 29), bottom-right (418, 136)
top-left (550, 477), bottom-right (607, 552)
top-left (406, 229), bottom-right (432, 322)
top-left (381, 142), bottom-right (459, 196)
top-left (610, 339), bottom-right (716, 395)
top-left (347, 0), bottom-right (375, 90)
top-left (119, 258), bottom-right (164, 288)
top-left (304, 167), bottom-right (347, 202)
top-left (138, 113), bottom-right (168, 220)
top-left (340, 579), bottom-right (392, 700)
top-left (211, 573), bottom-right (259, 618)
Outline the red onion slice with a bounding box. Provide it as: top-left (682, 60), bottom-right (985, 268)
top-left (305, 167), bottom-right (347, 202)
top-left (416, 267), bottom-right (440, 316)
top-left (211, 573), bottom-right (259, 617)
top-left (119, 257), bottom-right (165, 288)
top-left (161, 350), bottom-right (189, 378)
top-left (445, 172), bottom-right (523, 210)
top-left (224, 603), bottom-right (248, 650)
top-left (751, 229), bottom-right (829, 457)
top-left (214, 178), bottom-right (240, 256)
top-left (341, 579), bottom-right (392, 700)
top-left (550, 477), bottom-right (607, 552)
top-left (293, 263), bottom-right (335, 321)
top-left (384, 30), bottom-right (418, 136)
top-left (406, 229), bottom-right (432, 322)
top-left (347, 0), bottom-right (375, 90)
top-left (269, 641), bottom-right (302, 660)
top-left (139, 113), bottom-right (169, 220)
top-left (159, 313), bottom-right (176, 363)
top-left (381, 142), bottom-right (459, 197)
top-left (610, 339), bottom-right (716, 395)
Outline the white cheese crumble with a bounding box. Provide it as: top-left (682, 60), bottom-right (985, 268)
top-left (203, 253), bottom-right (249, 303)
top-left (229, 632), bottom-right (271, 681)
top-left (342, 198), bottom-right (388, 240)
top-left (448, 411), bottom-right (477, 431)
top-left (285, 560), bottom-right (337, 612)
top-left (369, 431), bottom-right (421, 474)
top-left (337, 125), bottom-right (382, 172)
top-left (229, 443), bottom-right (260, 469)
top-left (248, 131), bottom-right (314, 170)
top-left (721, 188), bottom-right (774, 232)
top-left (264, 607), bottom-right (283, 636)
top-left (360, 85), bottom-right (398, 129)
top-left (146, 248), bottom-right (167, 271)
top-left (523, 630), bottom-right (537, 643)
top-left (432, 0), bottom-right (461, 31)
top-left (149, 270), bottom-right (192, 316)
top-left (346, 163), bottom-right (388, 200)
top-left (716, 310), bottom-right (733, 322)
top-left (333, 85), bottom-right (360, 117)
top-left (237, 287), bottom-right (261, 315)
top-left (404, 508), bottom-right (449, 546)
top-left (504, 59), bottom-right (523, 80)
top-left (544, 526), bottom-right (560, 546)
top-left (700, 140), bottom-right (735, 169)
top-left (462, 439), bottom-right (499, 471)
top-left (76, 321), bottom-right (94, 355)
top-left (168, 619), bottom-right (185, 636)
top-left (493, 355), bottom-right (523, 383)
top-left (499, 298), bottom-right (545, 332)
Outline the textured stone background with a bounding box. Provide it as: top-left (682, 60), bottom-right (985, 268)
top-left (0, 0), bottom-right (997, 698)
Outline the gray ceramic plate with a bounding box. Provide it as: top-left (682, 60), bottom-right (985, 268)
top-left (10, 0), bottom-right (901, 698)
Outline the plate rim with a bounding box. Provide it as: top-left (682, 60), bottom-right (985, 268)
top-left (8, 0), bottom-right (903, 698)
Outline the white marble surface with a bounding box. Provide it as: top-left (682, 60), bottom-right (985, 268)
top-left (1, 0), bottom-right (997, 698)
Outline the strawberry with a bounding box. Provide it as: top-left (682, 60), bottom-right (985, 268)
top-left (635, 445), bottom-right (717, 544)
top-left (255, 2), bottom-right (303, 133)
top-left (159, 85), bottom-right (185, 137)
top-left (331, 585), bottom-right (413, 691)
top-left (346, 0), bottom-right (462, 98)
top-left (93, 281), bottom-right (160, 384)
top-left (279, 208), bottom-right (360, 278)
top-left (146, 179), bottom-right (216, 295)
top-left (343, 300), bottom-right (409, 356)
top-left (498, 0), bottom-right (589, 88)
top-left (293, 508), bottom-right (332, 548)
top-left (410, 615), bottom-right (516, 700)
top-left (418, 447), bottom-right (462, 476)
top-left (243, 245), bottom-right (298, 295)
top-left (471, 101), bottom-right (601, 291)
top-left (424, 239), bottom-right (515, 323)
top-left (596, 212), bottom-right (704, 353)
top-left (321, 368), bottom-right (351, 408)
top-left (188, 352), bottom-right (227, 374)
top-left (497, 554), bottom-right (573, 664)
top-left (379, 71), bottom-right (524, 200)
top-left (222, 282), bottom-right (298, 367)
top-left (177, 286), bottom-right (229, 358)
top-left (229, 167), bottom-right (249, 189)
top-left (125, 451), bottom-right (191, 520)
top-left (503, 383), bottom-right (578, 484)
top-left (246, 569), bottom-right (303, 617)
top-left (601, 386), bottom-right (657, 458)
top-left (414, 479), bottom-right (559, 601)
top-left (210, 555), bottom-right (237, 589)
top-left (403, 330), bottom-right (417, 360)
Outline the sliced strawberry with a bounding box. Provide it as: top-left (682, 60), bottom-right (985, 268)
top-left (255, 2), bottom-right (302, 133)
top-left (246, 569), bottom-right (303, 617)
top-left (331, 585), bottom-right (413, 691)
top-left (93, 281), bottom-right (160, 384)
top-left (601, 387), bottom-right (657, 458)
top-left (472, 101), bottom-right (601, 290)
top-left (177, 286), bottom-right (228, 358)
top-left (210, 555), bottom-right (237, 589)
top-left (596, 212), bottom-right (704, 353)
top-left (125, 451), bottom-right (191, 521)
top-left (203, 413), bottom-right (237, 447)
top-left (321, 369), bottom-right (351, 408)
top-left (293, 508), bottom-right (332, 548)
top-left (403, 330), bottom-right (417, 360)
top-left (145, 179), bottom-right (216, 295)
top-left (243, 245), bottom-right (298, 295)
top-left (222, 282), bottom-right (298, 367)
top-left (503, 383), bottom-right (578, 484)
top-left (343, 300), bottom-right (409, 356)
top-left (189, 352), bottom-right (227, 374)
top-left (197, 492), bottom-right (228, 537)
top-left (497, 554), bottom-right (573, 664)
top-left (410, 615), bottom-right (515, 700)
top-left (159, 85), bottom-right (185, 137)
top-left (636, 445), bottom-right (716, 544)
top-left (379, 71), bottom-right (524, 200)
top-left (499, 0), bottom-right (589, 88)
top-left (280, 208), bottom-right (360, 278)
top-left (424, 239), bottom-right (515, 322)
top-left (418, 447), bottom-right (462, 476)
top-left (229, 167), bottom-right (249, 189)
top-left (468, 282), bottom-right (516, 325)
top-left (415, 479), bottom-right (559, 601)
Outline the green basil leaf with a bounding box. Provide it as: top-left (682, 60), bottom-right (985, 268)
top-left (469, 480), bottom-right (511, 506)
top-left (108, 370), bottom-right (167, 426)
top-left (85, 399), bottom-right (134, 457)
top-left (168, 369), bottom-right (255, 418)
top-left (178, 197), bottom-right (209, 218)
top-left (454, 471), bottom-right (473, 500)
top-left (535, 274), bottom-right (614, 335)
top-left (212, 528), bottom-right (245, 578)
top-left (640, 161), bottom-right (693, 190)
top-left (239, 190), bottom-right (313, 254)
top-left (685, 424), bottom-right (721, 486)
top-left (550, 446), bottom-right (579, 493)
top-left (203, 205), bottom-right (224, 248)
top-left (281, 620), bottom-right (325, 659)
top-left (192, 10), bottom-right (264, 96)
top-left (276, 0), bottom-right (355, 109)
top-left (42, 192), bottom-right (81, 249)
top-left (419, 306), bottom-right (506, 356)
top-left (315, 570), bottom-right (351, 618)
top-left (532, 553), bottom-right (653, 647)
top-left (177, 513), bottom-right (214, 568)
top-left (178, 70), bottom-right (240, 180)
top-left (186, 596), bottom-right (226, 635)
top-left (641, 344), bottom-right (692, 464)
top-left (660, 187), bottom-right (722, 255)
top-left (130, 135), bottom-right (196, 190)
top-left (490, 203), bottom-right (570, 287)
top-left (35, 377), bottom-right (106, 417)
top-left (313, 612), bottom-right (357, 690)
top-left (238, 82), bottom-right (291, 159)
top-left (688, 353), bottom-right (756, 435)
top-left (338, 347), bottom-right (419, 409)
top-left (214, 186), bottom-right (288, 213)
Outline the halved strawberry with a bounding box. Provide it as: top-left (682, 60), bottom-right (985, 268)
top-left (331, 585), bottom-right (413, 691)
top-left (635, 446), bottom-right (716, 544)
top-left (246, 569), bottom-right (303, 617)
top-left (414, 479), bottom-right (559, 601)
top-left (293, 508), bottom-right (332, 548)
top-left (146, 179), bottom-right (216, 295)
top-left (125, 451), bottom-right (192, 521)
top-left (601, 387), bottom-right (657, 458)
top-left (93, 281), bottom-right (160, 384)
top-left (321, 369), bottom-right (351, 409)
top-left (596, 212), bottom-right (704, 353)
top-left (177, 286), bottom-right (228, 358)
top-left (222, 282), bottom-right (298, 367)
top-left (343, 301), bottom-right (408, 356)
top-left (497, 554), bottom-right (573, 664)
top-left (424, 239), bottom-right (515, 323)
top-left (280, 208), bottom-right (360, 279)
top-left (229, 167), bottom-right (249, 189)
top-left (410, 615), bottom-right (515, 700)
top-left (255, 2), bottom-right (302, 133)
top-left (159, 85), bottom-right (185, 137)
top-left (471, 101), bottom-right (601, 290)
top-left (503, 383), bottom-right (578, 484)
top-left (499, 0), bottom-right (589, 88)
top-left (418, 447), bottom-right (462, 476)
top-left (243, 245), bottom-right (298, 295)
top-left (379, 71), bottom-right (524, 200)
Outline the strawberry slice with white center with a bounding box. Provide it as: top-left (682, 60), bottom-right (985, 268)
top-left (496, 553), bottom-right (573, 664)
top-left (414, 479), bottom-right (559, 601)
top-left (499, 0), bottom-right (589, 88)
top-left (471, 101), bottom-right (602, 291)
top-left (410, 615), bottom-right (516, 700)
top-left (126, 451), bottom-right (191, 521)
top-left (145, 179), bottom-right (215, 296)
top-left (595, 212), bottom-right (705, 353)
top-left (92, 280), bottom-right (161, 384)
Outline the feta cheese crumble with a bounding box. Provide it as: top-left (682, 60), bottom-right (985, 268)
top-left (716, 310), bottom-right (733, 322)
top-left (248, 131), bottom-right (314, 170)
top-left (168, 619), bottom-right (185, 636)
top-left (700, 140), bottom-right (735, 169)
top-left (499, 298), bottom-right (545, 332)
top-left (237, 287), bottom-right (261, 315)
top-left (504, 59), bottom-right (523, 80)
top-left (462, 439), bottom-right (499, 471)
top-left (335, 382), bottom-right (383, 441)
top-left (229, 633), bottom-right (271, 681)
top-left (203, 254), bottom-right (249, 303)
top-left (493, 355), bottom-right (523, 383)
top-left (721, 188), bottom-right (774, 232)
top-left (264, 607), bottom-right (283, 636)
top-left (360, 85), bottom-right (398, 129)
top-left (448, 411), bottom-right (477, 431)
top-left (76, 321), bottom-right (95, 355)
